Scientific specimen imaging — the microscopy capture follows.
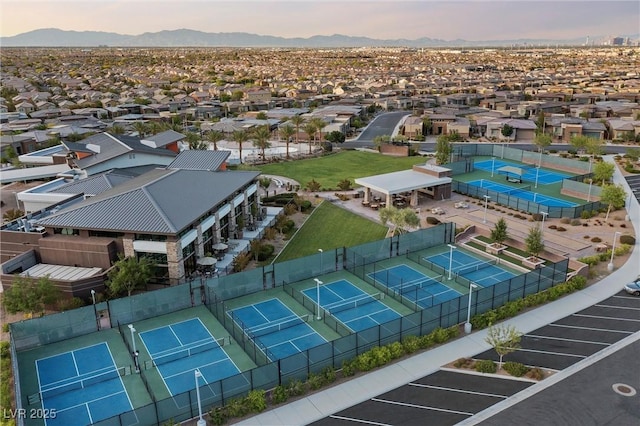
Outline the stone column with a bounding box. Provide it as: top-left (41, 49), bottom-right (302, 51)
top-left (166, 240), bottom-right (185, 285)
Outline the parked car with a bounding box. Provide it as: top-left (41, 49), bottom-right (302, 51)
top-left (623, 277), bottom-right (640, 296)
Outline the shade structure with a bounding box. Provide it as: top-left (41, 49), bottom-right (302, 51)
top-left (196, 257), bottom-right (217, 266)
top-left (212, 242), bottom-right (228, 251)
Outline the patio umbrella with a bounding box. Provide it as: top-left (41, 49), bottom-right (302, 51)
top-left (212, 242), bottom-right (228, 251)
top-left (196, 257), bottom-right (217, 266)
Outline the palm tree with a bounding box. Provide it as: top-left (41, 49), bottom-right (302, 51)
top-left (206, 130), bottom-right (224, 151)
top-left (132, 121), bottom-right (149, 138)
top-left (310, 117), bottom-right (327, 149)
top-left (289, 115), bottom-right (305, 145)
top-left (252, 125), bottom-right (271, 160)
top-left (232, 129), bottom-right (248, 164)
top-left (279, 124), bottom-right (295, 159)
top-left (185, 131), bottom-right (207, 150)
top-left (303, 122), bottom-right (317, 155)
top-left (111, 124), bottom-right (125, 135)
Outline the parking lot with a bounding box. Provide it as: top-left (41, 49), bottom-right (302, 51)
top-left (310, 290), bottom-right (640, 426)
top-left (625, 175), bottom-right (640, 204)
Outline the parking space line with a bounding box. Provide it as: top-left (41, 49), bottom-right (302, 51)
top-left (329, 415), bottom-right (391, 425)
top-left (612, 295), bottom-right (640, 301)
top-left (371, 398), bottom-right (474, 416)
top-left (515, 348), bottom-right (587, 358)
top-left (408, 382), bottom-right (508, 398)
top-left (548, 323), bottom-right (634, 334)
top-left (526, 334), bottom-right (610, 346)
top-left (573, 313), bottom-right (640, 322)
top-left (595, 303), bottom-right (640, 311)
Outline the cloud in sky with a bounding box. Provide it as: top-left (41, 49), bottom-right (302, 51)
top-left (1, 1), bottom-right (638, 41)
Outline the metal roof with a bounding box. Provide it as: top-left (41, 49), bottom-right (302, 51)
top-left (73, 133), bottom-right (176, 169)
top-left (21, 264), bottom-right (102, 280)
top-left (49, 170), bottom-right (136, 195)
top-left (144, 130), bottom-right (185, 147)
top-left (167, 150), bottom-right (230, 171)
top-left (36, 169), bottom-right (260, 234)
top-left (0, 164), bottom-right (71, 184)
top-left (355, 170), bottom-right (452, 196)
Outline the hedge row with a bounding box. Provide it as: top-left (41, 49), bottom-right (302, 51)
top-left (208, 325), bottom-right (459, 424)
top-left (470, 275), bottom-right (587, 329)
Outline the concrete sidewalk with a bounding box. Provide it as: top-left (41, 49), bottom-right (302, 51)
top-left (234, 155), bottom-right (639, 426)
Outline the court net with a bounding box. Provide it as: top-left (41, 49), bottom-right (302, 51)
top-left (248, 315), bottom-right (309, 338)
top-left (454, 259), bottom-right (498, 278)
top-left (40, 366), bottom-right (125, 400)
top-left (398, 276), bottom-right (444, 295)
top-left (151, 337), bottom-right (227, 367)
top-left (325, 293), bottom-right (383, 315)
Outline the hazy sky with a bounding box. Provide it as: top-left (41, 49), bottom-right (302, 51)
top-left (1, 1), bottom-right (638, 41)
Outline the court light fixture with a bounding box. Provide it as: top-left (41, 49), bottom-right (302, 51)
top-left (195, 369), bottom-right (206, 426)
top-left (314, 278), bottom-right (323, 320)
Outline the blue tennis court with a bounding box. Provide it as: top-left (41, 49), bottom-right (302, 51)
top-left (467, 179), bottom-right (578, 207)
top-left (425, 250), bottom-right (516, 287)
top-left (229, 298), bottom-right (327, 361)
top-left (35, 342), bottom-right (133, 426)
top-left (475, 159), bottom-right (569, 185)
top-left (368, 264), bottom-right (461, 309)
top-left (302, 279), bottom-right (401, 332)
top-left (139, 318), bottom-right (240, 396)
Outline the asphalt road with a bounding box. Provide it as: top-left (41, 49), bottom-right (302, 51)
top-left (345, 112), bottom-right (636, 155)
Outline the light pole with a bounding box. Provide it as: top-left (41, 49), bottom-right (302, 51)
top-left (464, 283), bottom-right (479, 334)
top-left (587, 178), bottom-right (593, 202)
top-left (534, 166), bottom-right (540, 188)
top-left (483, 195), bottom-right (491, 223)
top-left (314, 278), bottom-right (323, 320)
top-left (540, 211), bottom-right (548, 242)
top-left (128, 324), bottom-right (137, 354)
top-left (491, 156), bottom-right (495, 177)
top-left (195, 370), bottom-right (206, 426)
top-left (91, 289), bottom-right (96, 305)
top-left (607, 231), bottom-right (621, 272)
top-left (538, 148), bottom-right (543, 168)
top-left (318, 248), bottom-right (323, 275)
top-left (447, 244), bottom-right (456, 280)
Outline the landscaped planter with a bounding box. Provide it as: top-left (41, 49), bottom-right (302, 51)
top-left (522, 256), bottom-right (545, 269)
top-left (486, 243), bottom-right (507, 255)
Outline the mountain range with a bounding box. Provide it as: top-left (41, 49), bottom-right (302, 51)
top-left (1, 28), bottom-right (622, 48)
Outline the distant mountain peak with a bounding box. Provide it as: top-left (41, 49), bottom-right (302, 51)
top-left (0, 28), bottom-right (617, 48)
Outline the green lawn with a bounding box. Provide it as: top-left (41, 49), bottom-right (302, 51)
top-left (275, 201), bottom-right (388, 262)
top-left (254, 151), bottom-right (427, 190)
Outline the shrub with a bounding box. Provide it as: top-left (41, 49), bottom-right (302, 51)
top-left (581, 210), bottom-right (592, 219)
top-left (620, 235), bottom-right (636, 245)
top-left (402, 335), bottom-right (421, 354)
top-left (56, 297), bottom-right (85, 311)
top-left (453, 357), bottom-right (472, 368)
top-left (560, 217), bottom-right (571, 224)
top-left (307, 372), bottom-right (324, 390)
top-left (548, 224), bottom-right (557, 229)
top-left (245, 389), bottom-right (267, 413)
top-left (531, 213), bottom-right (543, 221)
top-left (387, 341), bottom-right (405, 360)
top-left (556, 226), bottom-right (567, 232)
top-left (590, 237), bottom-right (602, 243)
top-left (255, 244), bottom-right (275, 261)
top-left (570, 219), bottom-right (581, 226)
top-left (287, 379), bottom-right (306, 396)
top-left (341, 360), bottom-right (356, 377)
top-left (1, 323), bottom-right (8, 333)
top-left (271, 385), bottom-right (289, 404)
top-left (426, 216), bottom-right (441, 225)
top-left (475, 359), bottom-right (497, 374)
top-left (526, 367), bottom-right (545, 380)
top-left (503, 361), bottom-right (528, 377)
top-left (321, 366), bottom-right (337, 384)
top-left (209, 407), bottom-right (228, 426)
top-left (615, 244), bottom-right (631, 256)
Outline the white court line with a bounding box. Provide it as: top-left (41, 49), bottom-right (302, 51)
top-left (371, 397), bottom-right (474, 416)
top-left (548, 323), bottom-right (634, 334)
top-left (408, 382), bottom-right (509, 399)
top-left (526, 334), bottom-right (610, 347)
